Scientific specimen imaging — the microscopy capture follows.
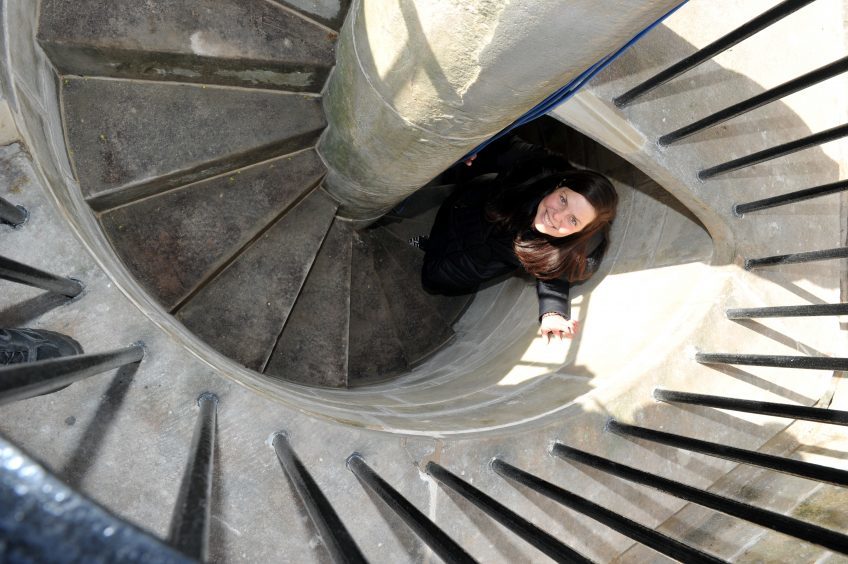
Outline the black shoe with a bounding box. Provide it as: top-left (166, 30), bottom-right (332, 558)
top-left (0, 328), bottom-right (84, 365)
top-left (408, 235), bottom-right (430, 251)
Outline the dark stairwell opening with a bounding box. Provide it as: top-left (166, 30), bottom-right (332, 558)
top-left (289, 116), bottom-right (713, 431)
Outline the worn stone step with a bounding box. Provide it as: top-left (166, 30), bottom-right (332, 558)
top-left (367, 227), bottom-right (469, 365)
top-left (99, 149), bottom-right (325, 311)
top-left (378, 226), bottom-right (472, 328)
top-left (273, 0), bottom-right (351, 31)
top-left (347, 231), bottom-right (408, 385)
top-left (61, 77), bottom-right (325, 211)
top-left (38, 0), bottom-right (336, 92)
top-left (265, 217), bottom-right (353, 387)
top-left (175, 188), bottom-right (337, 371)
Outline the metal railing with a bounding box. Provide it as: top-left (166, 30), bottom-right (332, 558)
top-left (699, 123), bottom-right (848, 180)
top-left (727, 303), bottom-right (848, 318)
top-left (552, 443), bottom-right (848, 554)
top-left (660, 56), bottom-right (848, 145)
top-left (0, 195), bottom-right (27, 227)
top-left (1, 1), bottom-right (846, 562)
top-left (491, 458), bottom-right (722, 563)
top-left (347, 453), bottom-right (476, 564)
top-left (744, 247), bottom-right (848, 270)
top-left (0, 343), bottom-right (144, 405)
top-left (273, 433), bottom-right (367, 563)
top-left (0, 255), bottom-right (84, 297)
top-left (733, 179), bottom-right (848, 215)
top-left (0, 434), bottom-right (192, 563)
top-left (614, 0), bottom-right (817, 107)
top-left (427, 461), bottom-right (591, 563)
top-left (168, 392), bottom-right (219, 561)
top-left (655, 388), bottom-right (848, 426)
top-left (607, 419), bottom-right (848, 486)
top-left (696, 352), bottom-right (848, 370)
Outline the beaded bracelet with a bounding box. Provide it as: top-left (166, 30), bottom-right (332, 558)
top-left (541, 311), bottom-right (567, 320)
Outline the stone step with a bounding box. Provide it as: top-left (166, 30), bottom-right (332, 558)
top-left (61, 77), bottom-right (325, 211)
top-left (175, 188), bottom-right (337, 371)
top-left (37, 0), bottom-right (336, 92)
top-left (99, 149), bottom-right (325, 311)
top-left (347, 231), bottom-right (408, 385)
top-left (265, 217), bottom-right (353, 387)
top-left (368, 227), bottom-right (470, 365)
top-left (380, 226), bottom-right (472, 327)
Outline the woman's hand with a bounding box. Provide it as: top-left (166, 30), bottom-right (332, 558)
top-left (539, 313), bottom-right (579, 343)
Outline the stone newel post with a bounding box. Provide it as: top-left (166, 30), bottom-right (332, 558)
top-left (319, 0), bottom-right (681, 221)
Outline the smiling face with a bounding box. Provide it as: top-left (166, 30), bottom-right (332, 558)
top-left (533, 186), bottom-right (598, 238)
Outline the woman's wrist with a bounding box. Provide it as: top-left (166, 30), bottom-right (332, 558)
top-left (541, 311), bottom-right (567, 320)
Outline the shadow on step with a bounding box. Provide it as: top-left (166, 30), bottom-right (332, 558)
top-left (60, 362), bottom-right (138, 488)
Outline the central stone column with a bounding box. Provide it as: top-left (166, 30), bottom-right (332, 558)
top-left (319, 0), bottom-right (682, 221)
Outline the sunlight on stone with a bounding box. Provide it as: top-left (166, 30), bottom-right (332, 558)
top-left (497, 334), bottom-right (569, 386)
top-left (663, 0), bottom-right (847, 164)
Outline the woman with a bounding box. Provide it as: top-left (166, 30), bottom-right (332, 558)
top-left (420, 141), bottom-right (618, 342)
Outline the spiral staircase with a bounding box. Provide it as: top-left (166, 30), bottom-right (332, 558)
top-left (1, 0), bottom-right (847, 562)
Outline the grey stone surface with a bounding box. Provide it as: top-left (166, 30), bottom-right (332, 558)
top-left (265, 217), bottom-right (352, 387)
top-left (175, 188), bottom-right (337, 371)
top-left (4, 0), bottom-right (76, 189)
top-left (62, 78), bottom-right (325, 210)
top-left (6, 0), bottom-right (43, 107)
top-left (38, 0), bottom-right (336, 92)
top-left (100, 149), bottom-right (325, 311)
top-left (379, 225), bottom-right (472, 326)
top-left (0, 0), bottom-right (16, 113)
top-left (272, 0), bottom-right (351, 30)
top-left (347, 230), bottom-right (408, 383)
top-left (368, 227), bottom-right (461, 364)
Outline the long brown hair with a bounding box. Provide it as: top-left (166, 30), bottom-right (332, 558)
top-left (486, 170), bottom-right (618, 282)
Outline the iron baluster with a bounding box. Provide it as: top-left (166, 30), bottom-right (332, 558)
top-left (346, 454), bottom-right (476, 564)
top-left (0, 255), bottom-right (84, 297)
top-left (745, 246), bottom-right (848, 270)
top-left (734, 179), bottom-right (848, 215)
top-left (699, 124), bottom-right (848, 180)
top-left (492, 458), bottom-right (724, 564)
top-left (607, 420), bottom-right (848, 487)
top-left (727, 303), bottom-right (848, 319)
top-left (696, 352), bottom-right (848, 371)
top-left (552, 443), bottom-right (848, 554)
top-left (660, 56), bottom-right (848, 145)
top-left (654, 389), bottom-right (848, 426)
top-left (426, 461), bottom-right (591, 564)
top-left (272, 433), bottom-right (367, 564)
top-left (0, 344), bottom-right (144, 405)
top-left (0, 196), bottom-right (28, 226)
top-left (168, 392), bottom-right (218, 561)
top-left (614, 0), bottom-right (816, 107)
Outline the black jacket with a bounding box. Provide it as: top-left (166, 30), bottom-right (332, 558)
top-left (421, 174), bottom-right (603, 321)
